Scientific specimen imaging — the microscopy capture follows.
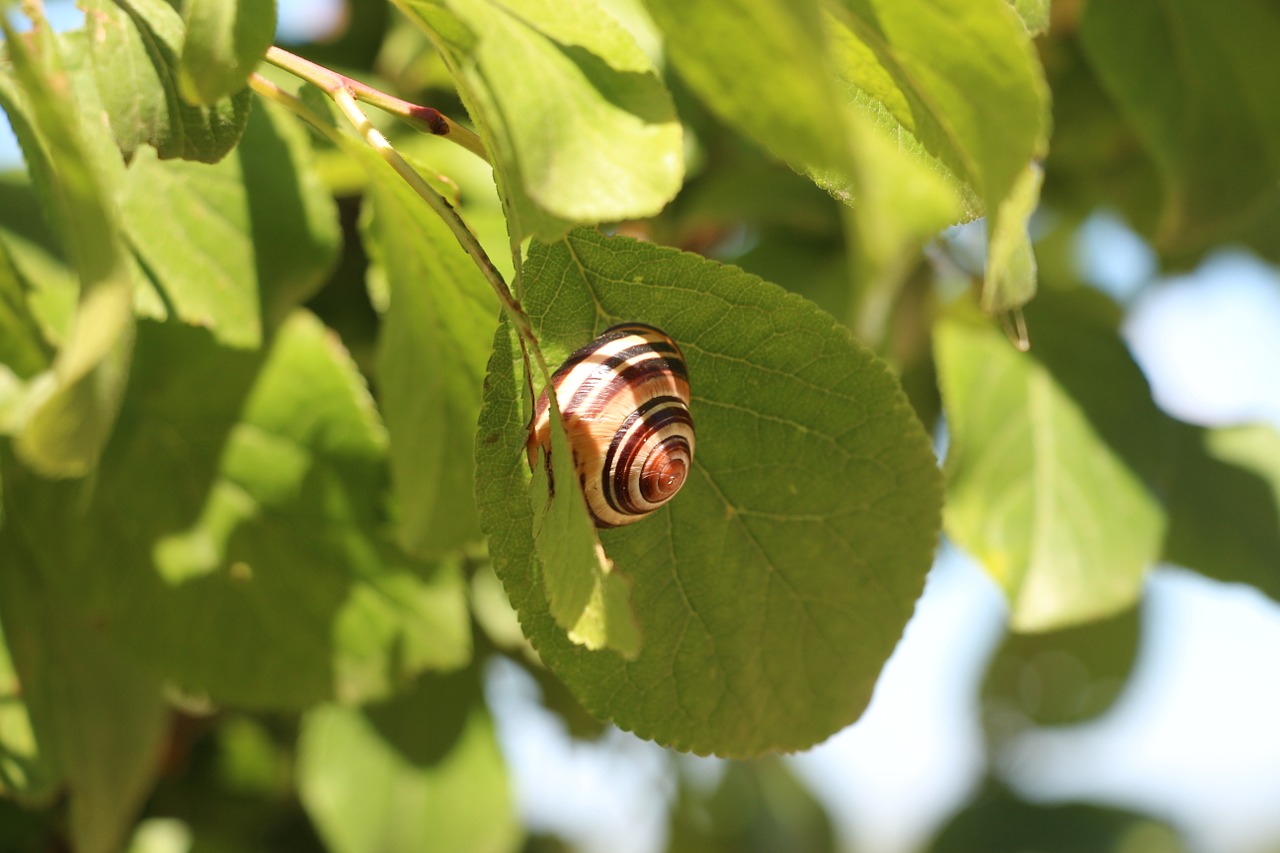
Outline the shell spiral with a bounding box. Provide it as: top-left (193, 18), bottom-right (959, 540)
top-left (527, 323), bottom-right (695, 528)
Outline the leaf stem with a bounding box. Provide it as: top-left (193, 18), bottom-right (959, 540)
top-left (252, 72), bottom-right (532, 344)
top-left (248, 74), bottom-right (345, 145)
top-left (338, 86), bottom-right (528, 318)
top-left (262, 46), bottom-right (488, 162)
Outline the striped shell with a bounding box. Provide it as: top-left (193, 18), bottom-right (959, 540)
top-left (526, 323), bottom-right (695, 528)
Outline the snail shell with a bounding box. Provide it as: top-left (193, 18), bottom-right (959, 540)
top-left (527, 323), bottom-right (695, 528)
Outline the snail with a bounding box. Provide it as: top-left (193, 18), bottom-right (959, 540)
top-left (526, 323), bottom-right (695, 528)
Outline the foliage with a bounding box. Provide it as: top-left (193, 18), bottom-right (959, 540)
top-left (0, 0), bottom-right (1278, 851)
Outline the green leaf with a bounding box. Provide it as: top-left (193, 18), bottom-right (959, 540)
top-left (982, 163), bottom-right (1043, 313)
top-left (842, 108), bottom-right (965, 338)
top-left (668, 759), bottom-right (836, 853)
top-left (297, 669), bottom-right (520, 853)
top-left (394, 0), bottom-right (684, 242)
top-left (0, 238), bottom-right (50, 380)
top-left (178, 0), bottom-right (276, 106)
top-left (829, 0), bottom-right (1048, 223)
top-left (935, 293), bottom-right (1167, 631)
top-left (1, 314), bottom-right (471, 709)
top-left (0, 612), bottom-right (57, 803)
top-left (1163, 423), bottom-right (1280, 600)
top-left (932, 779), bottom-right (1187, 853)
top-left (150, 312), bottom-right (471, 704)
top-left (0, 534), bottom-right (167, 853)
top-left (0, 175), bottom-right (80, 350)
top-left (1037, 39), bottom-right (1165, 241)
top-left (642, 0), bottom-right (1043, 321)
top-left (362, 169), bottom-right (494, 558)
top-left (290, 82), bottom-right (499, 560)
top-left (981, 604), bottom-right (1141, 729)
top-left (1008, 0), bottom-right (1050, 36)
top-left (120, 99), bottom-right (341, 349)
top-left (476, 229), bottom-right (941, 756)
top-left (1080, 0), bottom-right (1280, 255)
top-left (827, 0), bottom-right (1049, 312)
top-left (0, 17), bottom-right (136, 478)
top-left (641, 0), bottom-right (846, 181)
top-left (640, 0), bottom-right (962, 322)
top-left (529, 379), bottom-right (641, 658)
top-left (84, 0), bottom-right (252, 163)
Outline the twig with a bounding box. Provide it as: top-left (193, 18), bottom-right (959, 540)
top-left (263, 46), bottom-right (488, 163)
top-left (248, 73), bottom-right (535, 349)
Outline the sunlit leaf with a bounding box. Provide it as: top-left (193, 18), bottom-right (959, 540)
top-left (936, 293), bottom-right (1167, 631)
top-left (84, 0), bottom-right (252, 163)
top-left (298, 669), bottom-right (520, 853)
top-left (0, 16), bottom-right (135, 477)
top-left (120, 100), bottom-right (340, 349)
top-left (0, 314), bottom-right (470, 709)
top-left (178, 0), bottom-right (276, 106)
top-left (362, 167), bottom-right (494, 558)
top-left (394, 0), bottom-right (684, 242)
top-left (642, 0), bottom-right (1044, 319)
top-left (1008, 0), bottom-right (1050, 36)
top-left (641, 0), bottom-right (844, 181)
top-left (0, 545), bottom-right (167, 853)
top-left (982, 163), bottom-right (1043, 313)
top-left (528, 377), bottom-right (641, 658)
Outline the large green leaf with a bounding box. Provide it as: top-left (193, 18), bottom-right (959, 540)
top-left (178, 0), bottom-right (276, 106)
top-left (362, 168), bottom-right (495, 558)
top-left (0, 529), bottom-right (168, 853)
top-left (1080, 0), bottom-right (1280, 255)
top-left (936, 293), bottom-right (1167, 631)
top-left (393, 0), bottom-right (684, 242)
top-left (0, 17), bottom-right (136, 478)
top-left (290, 80), bottom-right (499, 560)
top-left (298, 669), bottom-right (520, 853)
top-left (0, 314), bottom-right (471, 709)
top-left (84, 0), bottom-right (252, 163)
top-left (476, 229), bottom-right (941, 756)
top-left (120, 99), bottom-right (340, 349)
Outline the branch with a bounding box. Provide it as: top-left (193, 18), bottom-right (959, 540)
top-left (263, 46), bottom-right (488, 163)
